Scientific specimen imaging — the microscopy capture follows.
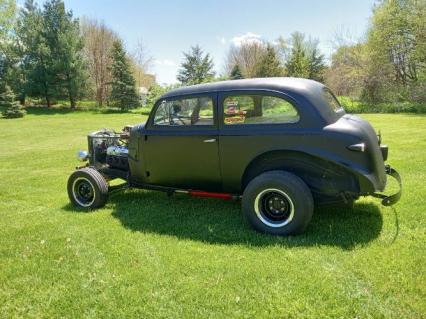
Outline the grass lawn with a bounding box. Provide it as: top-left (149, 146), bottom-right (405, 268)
top-left (0, 109), bottom-right (425, 318)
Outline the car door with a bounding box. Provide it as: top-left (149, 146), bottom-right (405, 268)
top-left (143, 93), bottom-right (221, 191)
top-left (218, 90), bottom-right (301, 193)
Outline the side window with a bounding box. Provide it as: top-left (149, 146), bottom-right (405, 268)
top-left (153, 96), bottom-right (214, 126)
top-left (323, 88), bottom-right (343, 112)
top-left (223, 94), bottom-right (299, 125)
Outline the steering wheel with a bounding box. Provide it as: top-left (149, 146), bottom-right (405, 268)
top-left (171, 114), bottom-right (186, 125)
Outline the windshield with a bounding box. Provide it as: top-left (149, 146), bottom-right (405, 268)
top-left (323, 88), bottom-right (344, 113)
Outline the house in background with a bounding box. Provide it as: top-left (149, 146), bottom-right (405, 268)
top-left (137, 74), bottom-right (156, 105)
top-left (138, 86), bottom-right (149, 105)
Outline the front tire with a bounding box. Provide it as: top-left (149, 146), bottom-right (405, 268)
top-left (242, 170), bottom-right (314, 235)
top-left (67, 167), bottom-right (108, 209)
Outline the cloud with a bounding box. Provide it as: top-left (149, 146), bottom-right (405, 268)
top-left (216, 36), bottom-right (226, 45)
top-left (231, 32), bottom-right (263, 47)
top-left (153, 59), bottom-right (177, 66)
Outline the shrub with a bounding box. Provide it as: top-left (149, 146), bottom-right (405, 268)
top-left (1, 86), bottom-right (26, 119)
top-left (339, 96), bottom-right (426, 114)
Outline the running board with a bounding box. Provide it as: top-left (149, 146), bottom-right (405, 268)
top-left (130, 182), bottom-right (241, 200)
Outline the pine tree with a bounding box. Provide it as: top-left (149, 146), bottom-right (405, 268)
top-left (177, 45), bottom-right (215, 85)
top-left (230, 64), bottom-right (243, 80)
top-left (306, 41), bottom-right (325, 81)
top-left (256, 44), bottom-right (284, 77)
top-left (1, 86), bottom-right (26, 118)
top-left (285, 33), bottom-right (310, 78)
top-left (285, 32), bottom-right (325, 80)
top-left (17, 0), bottom-right (56, 107)
top-left (42, 0), bottom-right (88, 108)
top-left (109, 40), bottom-right (140, 110)
top-left (13, 0), bottom-right (88, 108)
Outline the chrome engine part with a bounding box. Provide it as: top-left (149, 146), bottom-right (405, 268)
top-left (106, 145), bottom-right (129, 170)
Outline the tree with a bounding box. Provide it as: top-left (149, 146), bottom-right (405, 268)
top-left (369, 0), bottom-right (419, 84)
top-left (109, 40), bottom-right (139, 110)
top-left (18, 0), bottom-right (56, 107)
top-left (306, 39), bottom-right (325, 81)
top-left (256, 44), bottom-right (283, 77)
top-left (146, 83), bottom-right (181, 108)
top-left (365, 0), bottom-right (426, 102)
top-left (285, 32), bottom-right (310, 78)
top-left (230, 64), bottom-right (243, 80)
top-left (9, 0), bottom-right (88, 107)
top-left (130, 38), bottom-right (153, 89)
top-left (177, 45), bottom-right (215, 85)
top-left (146, 84), bottom-right (166, 107)
top-left (325, 43), bottom-right (368, 97)
top-left (0, 0), bottom-right (16, 41)
top-left (42, 0), bottom-right (87, 108)
top-left (225, 41), bottom-right (266, 78)
top-left (1, 86), bottom-right (26, 118)
top-left (283, 32), bottom-right (325, 81)
top-left (81, 18), bottom-right (119, 106)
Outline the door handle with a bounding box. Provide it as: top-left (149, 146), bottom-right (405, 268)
top-left (203, 138), bottom-right (216, 143)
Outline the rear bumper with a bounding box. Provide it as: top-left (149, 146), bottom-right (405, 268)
top-left (371, 165), bottom-right (402, 206)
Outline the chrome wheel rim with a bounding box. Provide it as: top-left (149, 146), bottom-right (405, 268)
top-left (254, 188), bottom-right (294, 228)
top-left (72, 177), bottom-right (96, 207)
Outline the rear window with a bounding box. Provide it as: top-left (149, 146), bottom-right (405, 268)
top-left (223, 94), bottom-right (299, 125)
top-left (323, 88), bottom-right (343, 112)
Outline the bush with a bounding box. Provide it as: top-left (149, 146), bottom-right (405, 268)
top-left (1, 86), bottom-right (26, 119)
top-left (146, 83), bottom-right (182, 109)
top-left (339, 96), bottom-right (426, 114)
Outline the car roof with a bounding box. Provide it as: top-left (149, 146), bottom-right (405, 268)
top-left (161, 77), bottom-right (325, 99)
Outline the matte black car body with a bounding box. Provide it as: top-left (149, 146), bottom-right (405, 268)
top-left (127, 78), bottom-right (393, 204)
top-left (68, 78), bottom-right (401, 235)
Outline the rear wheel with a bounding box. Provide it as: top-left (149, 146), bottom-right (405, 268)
top-left (242, 170), bottom-right (313, 235)
top-left (67, 167), bottom-right (108, 209)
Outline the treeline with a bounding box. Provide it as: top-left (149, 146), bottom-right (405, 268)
top-left (326, 0), bottom-right (426, 104)
top-left (0, 0), bottom-right (146, 111)
top-left (1, 0), bottom-right (425, 116)
top-left (149, 33), bottom-right (327, 104)
top-left (174, 0), bottom-right (425, 106)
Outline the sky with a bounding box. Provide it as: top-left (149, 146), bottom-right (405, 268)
top-left (23, 0), bottom-right (376, 85)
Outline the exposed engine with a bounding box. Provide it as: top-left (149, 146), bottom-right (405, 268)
top-left (106, 145), bottom-right (129, 170)
top-left (86, 126), bottom-right (132, 170)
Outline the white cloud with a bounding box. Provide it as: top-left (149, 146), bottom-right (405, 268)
top-left (154, 59), bottom-right (177, 66)
top-left (152, 59), bottom-right (179, 84)
top-left (231, 32), bottom-right (263, 47)
top-left (216, 36), bottom-right (226, 45)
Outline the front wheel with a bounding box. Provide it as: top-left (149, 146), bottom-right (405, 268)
top-left (242, 171), bottom-right (314, 235)
top-left (67, 167), bottom-right (108, 209)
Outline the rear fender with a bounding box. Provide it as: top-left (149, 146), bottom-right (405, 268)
top-left (241, 150), bottom-right (361, 201)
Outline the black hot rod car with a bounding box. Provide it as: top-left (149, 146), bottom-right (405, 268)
top-left (67, 78), bottom-right (401, 235)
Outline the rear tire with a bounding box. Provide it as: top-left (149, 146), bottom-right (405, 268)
top-left (67, 167), bottom-right (108, 209)
top-left (242, 170), bottom-right (314, 235)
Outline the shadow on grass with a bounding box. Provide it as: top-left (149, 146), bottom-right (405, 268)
top-left (63, 189), bottom-right (383, 249)
top-left (87, 189), bottom-right (382, 250)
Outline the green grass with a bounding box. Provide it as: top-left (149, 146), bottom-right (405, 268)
top-left (0, 110), bottom-right (425, 318)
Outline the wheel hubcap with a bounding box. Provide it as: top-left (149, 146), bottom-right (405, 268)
top-left (254, 188), bottom-right (294, 228)
top-left (72, 177), bottom-right (95, 207)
